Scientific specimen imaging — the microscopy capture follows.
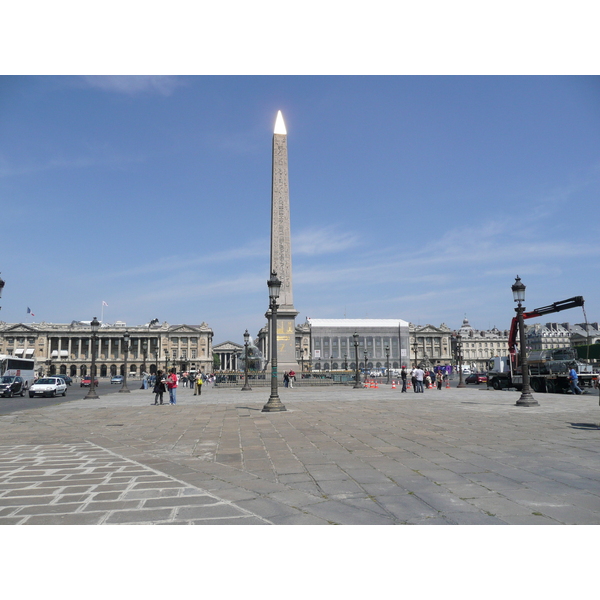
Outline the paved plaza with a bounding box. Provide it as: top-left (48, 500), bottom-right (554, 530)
top-left (1, 382), bottom-right (600, 524)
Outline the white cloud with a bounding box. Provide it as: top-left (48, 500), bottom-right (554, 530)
top-left (81, 76), bottom-right (184, 96)
top-left (293, 226), bottom-right (361, 256)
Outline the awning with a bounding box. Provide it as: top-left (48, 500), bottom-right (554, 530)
top-left (14, 349), bottom-right (24, 355)
top-left (25, 349), bottom-right (34, 355)
top-left (60, 350), bottom-right (68, 357)
top-left (51, 350), bottom-right (58, 357)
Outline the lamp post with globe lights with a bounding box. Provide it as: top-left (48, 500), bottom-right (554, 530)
top-left (241, 329), bottom-right (252, 391)
top-left (353, 332), bottom-right (362, 389)
top-left (262, 272), bottom-right (286, 412)
top-left (85, 317), bottom-right (100, 399)
top-left (512, 276), bottom-right (539, 407)
top-left (119, 331), bottom-right (130, 393)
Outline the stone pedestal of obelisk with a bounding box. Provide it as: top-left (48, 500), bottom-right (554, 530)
top-left (266, 111), bottom-right (299, 373)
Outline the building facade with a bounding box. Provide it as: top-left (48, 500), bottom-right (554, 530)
top-left (0, 321), bottom-right (213, 378)
top-left (452, 318), bottom-right (510, 373)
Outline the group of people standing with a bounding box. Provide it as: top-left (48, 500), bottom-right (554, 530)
top-left (151, 370), bottom-right (211, 405)
top-left (399, 366), bottom-right (448, 393)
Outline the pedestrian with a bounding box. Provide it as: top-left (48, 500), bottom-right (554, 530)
top-left (289, 370), bottom-right (295, 388)
top-left (411, 367), bottom-right (418, 393)
top-left (401, 366), bottom-right (407, 392)
top-left (166, 368), bottom-right (178, 404)
top-left (568, 365), bottom-right (583, 395)
top-left (436, 370), bottom-right (443, 390)
top-left (195, 374), bottom-right (203, 395)
top-left (415, 366), bottom-right (425, 392)
top-left (283, 372), bottom-right (289, 388)
top-left (152, 370), bottom-right (166, 405)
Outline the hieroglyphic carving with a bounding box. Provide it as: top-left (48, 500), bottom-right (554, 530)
top-left (270, 132), bottom-right (294, 310)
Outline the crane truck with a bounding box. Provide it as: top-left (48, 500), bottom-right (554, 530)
top-left (487, 296), bottom-right (599, 393)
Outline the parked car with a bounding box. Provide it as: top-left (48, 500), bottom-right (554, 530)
top-left (80, 376), bottom-right (99, 387)
top-left (29, 377), bottom-right (67, 398)
top-left (111, 375), bottom-right (124, 384)
top-left (0, 375), bottom-right (25, 397)
top-left (465, 373), bottom-right (487, 384)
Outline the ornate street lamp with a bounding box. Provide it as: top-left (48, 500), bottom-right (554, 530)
top-left (120, 331), bottom-right (130, 393)
top-left (512, 276), bottom-right (538, 406)
top-left (165, 350), bottom-right (170, 371)
top-left (412, 340), bottom-right (418, 368)
top-left (352, 332), bottom-right (362, 388)
top-left (142, 340), bottom-right (148, 376)
top-left (344, 354), bottom-right (348, 371)
top-left (456, 333), bottom-right (466, 388)
top-left (385, 345), bottom-right (390, 384)
top-left (241, 329), bottom-right (252, 391)
top-left (85, 317), bottom-right (100, 399)
top-left (364, 350), bottom-right (368, 375)
top-left (262, 271), bottom-right (286, 412)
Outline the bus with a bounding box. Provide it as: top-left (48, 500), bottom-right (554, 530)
top-left (0, 355), bottom-right (36, 389)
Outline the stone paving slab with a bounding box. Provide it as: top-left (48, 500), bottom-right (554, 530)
top-left (1, 383), bottom-right (600, 524)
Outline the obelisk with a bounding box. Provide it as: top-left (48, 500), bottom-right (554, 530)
top-left (267, 110), bottom-right (299, 372)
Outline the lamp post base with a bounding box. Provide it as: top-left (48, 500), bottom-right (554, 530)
top-left (262, 395), bottom-right (287, 412)
top-left (516, 391), bottom-right (539, 407)
top-left (119, 387), bottom-right (130, 393)
top-left (241, 384), bottom-right (252, 391)
top-left (85, 389), bottom-right (99, 399)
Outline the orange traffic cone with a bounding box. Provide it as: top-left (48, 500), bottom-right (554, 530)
top-left (374, 380), bottom-right (379, 389)
top-left (446, 378), bottom-right (450, 389)
top-left (392, 380), bottom-right (396, 389)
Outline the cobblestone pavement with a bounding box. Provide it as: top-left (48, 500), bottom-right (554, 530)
top-left (1, 382), bottom-right (600, 524)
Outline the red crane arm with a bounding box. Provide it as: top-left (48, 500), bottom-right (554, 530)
top-left (508, 296), bottom-right (584, 358)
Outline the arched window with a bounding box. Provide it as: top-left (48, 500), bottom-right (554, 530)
top-left (110, 365), bottom-right (117, 376)
top-left (100, 364), bottom-right (107, 377)
top-left (60, 365), bottom-right (67, 375)
top-left (80, 365), bottom-right (87, 377)
top-left (70, 365), bottom-right (77, 377)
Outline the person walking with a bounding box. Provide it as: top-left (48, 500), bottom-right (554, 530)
top-left (152, 370), bottom-right (166, 405)
top-left (283, 372), bottom-right (289, 388)
top-left (166, 368), bottom-right (178, 404)
top-left (568, 365), bottom-right (583, 395)
top-left (401, 366), bottom-right (407, 393)
top-left (411, 367), bottom-right (418, 393)
top-left (195, 374), bottom-right (203, 395)
top-left (289, 370), bottom-right (295, 388)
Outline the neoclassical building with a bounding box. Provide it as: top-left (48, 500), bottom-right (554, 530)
top-left (0, 320), bottom-right (213, 378)
top-left (452, 317), bottom-right (509, 373)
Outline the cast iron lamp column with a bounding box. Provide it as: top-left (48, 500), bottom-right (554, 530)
top-left (364, 350), bottom-right (368, 376)
top-left (85, 317), bottom-right (100, 399)
top-left (165, 350), bottom-right (169, 371)
top-left (262, 272), bottom-right (286, 412)
top-left (142, 340), bottom-right (148, 377)
top-left (119, 331), bottom-right (130, 393)
top-left (513, 276), bottom-right (538, 407)
top-left (456, 334), bottom-right (466, 388)
top-left (385, 346), bottom-right (390, 385)
top-left (412, 340), bottom-right (418, 368)
top-left (241, 329), bottom-right (252, 391)
top-left (353, 332), bottom-right (362, 388)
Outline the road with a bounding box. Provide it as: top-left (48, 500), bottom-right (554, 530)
top-left (0, 379), bottom-right (143, 415)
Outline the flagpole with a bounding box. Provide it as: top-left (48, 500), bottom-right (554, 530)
top-left (101, 302), bottom-right (104, 324)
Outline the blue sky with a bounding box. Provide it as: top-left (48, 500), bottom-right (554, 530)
top-left (1, 75), bottom-right (599, 344)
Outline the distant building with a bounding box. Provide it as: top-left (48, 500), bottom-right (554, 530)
top-left (525, 322), bottom-right (571, 352)
top-left (452, 317), bottom-right (510, 373)
top-left (0, 321), bottom-right (213, 377)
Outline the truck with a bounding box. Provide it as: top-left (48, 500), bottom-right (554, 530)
top-left (486, 296), bottom-right (599, 393)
